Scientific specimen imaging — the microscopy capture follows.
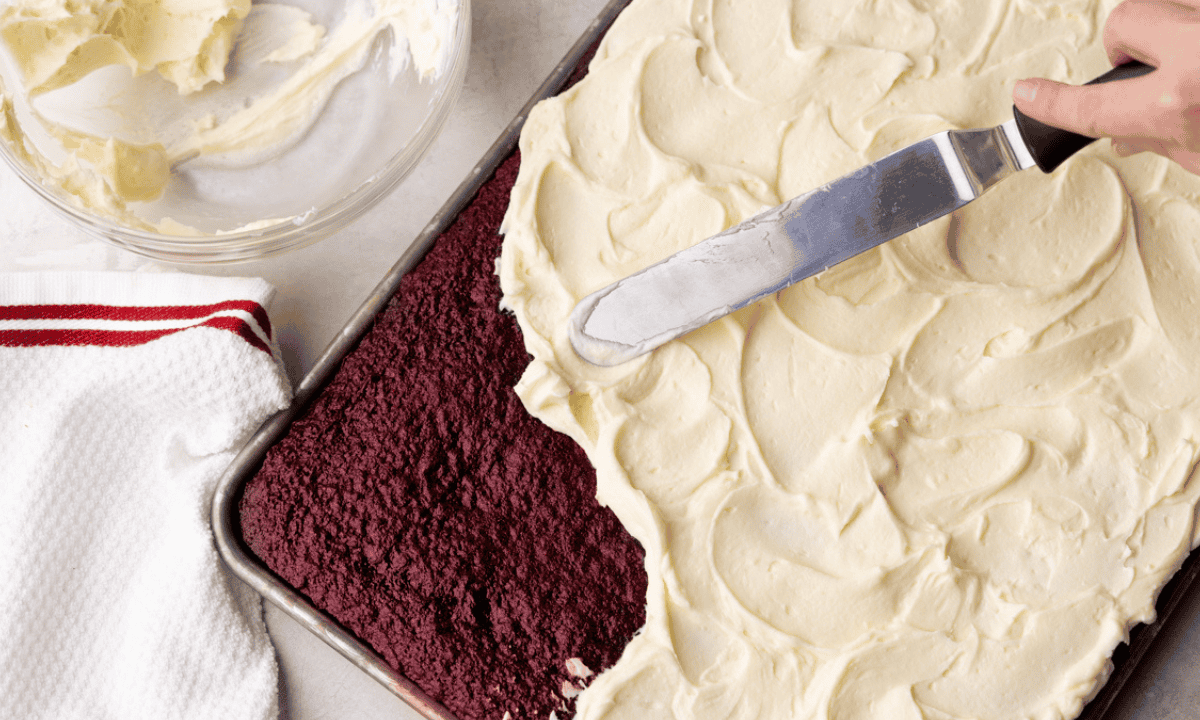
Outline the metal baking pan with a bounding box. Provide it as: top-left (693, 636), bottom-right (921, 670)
top-left (211, 1), bottom-right (1200, 717)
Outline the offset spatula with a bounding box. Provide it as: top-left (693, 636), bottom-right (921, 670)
top-left (568, 61), bottom-right (1154, 366)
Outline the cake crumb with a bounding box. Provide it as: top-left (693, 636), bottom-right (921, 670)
top-left (565, 657), bottom-right (593, 680)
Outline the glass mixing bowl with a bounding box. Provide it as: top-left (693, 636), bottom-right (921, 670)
top-left (0, 0), bottom-right (470, 264)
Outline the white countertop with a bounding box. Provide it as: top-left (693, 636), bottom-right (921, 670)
top-left (0, 1), bottom-right (1197, 718)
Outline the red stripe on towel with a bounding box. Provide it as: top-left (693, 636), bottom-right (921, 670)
top-left (0, 304), bottom-right (273, 355)
top-left (0, 300), bottom-right (273, 340)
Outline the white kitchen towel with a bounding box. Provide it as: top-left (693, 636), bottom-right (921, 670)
top-left (0, 272), bottom-right (292, 720)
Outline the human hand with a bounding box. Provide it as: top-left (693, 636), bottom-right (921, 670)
top-left (1012, 0), bottom-right (1200, 173)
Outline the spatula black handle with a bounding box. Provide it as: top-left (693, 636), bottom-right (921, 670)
top-left (1012, 60), bottom-right (1156, 173)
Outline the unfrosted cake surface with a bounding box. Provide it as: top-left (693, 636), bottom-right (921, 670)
top-left (238, 153), bottom-right (647, 720)
top-left (498, 1), bottom-right (1200, 719)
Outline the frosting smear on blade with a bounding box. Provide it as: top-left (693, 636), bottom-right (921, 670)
top-left (499, 1), bottom-right (1200, 719)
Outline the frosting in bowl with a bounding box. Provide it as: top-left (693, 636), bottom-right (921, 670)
top-left (499, 0), bottom-right (1200, 718)
top-left (0, 0), bottom-right (459, 234)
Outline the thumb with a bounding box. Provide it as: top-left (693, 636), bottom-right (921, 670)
top-left (1013, 76), bottom-right (1155, 140)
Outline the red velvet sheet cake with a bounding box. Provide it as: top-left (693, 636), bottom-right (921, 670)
top-left (228, 0), bottom-right (1200, 717)
top-left (237, 152), bottom-right (648, 720)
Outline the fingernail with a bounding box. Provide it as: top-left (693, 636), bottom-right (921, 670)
top-left (1112, 141), bottom-right (1135, 157)
top-left (1013, 80), bottom-right (1038, 104)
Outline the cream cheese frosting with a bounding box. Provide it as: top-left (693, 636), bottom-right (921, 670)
top-left (0, 0), bottom-right (251, 96)
top-left (498, 1), bottom-right (1200, 719)
top-left (0, 0), bottom-right (458, 234)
